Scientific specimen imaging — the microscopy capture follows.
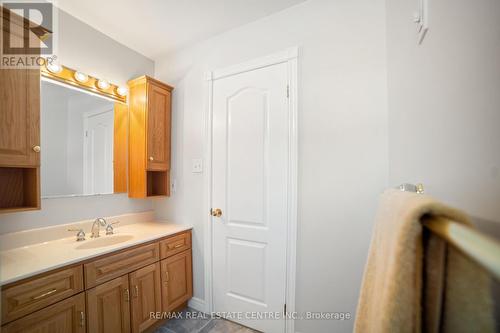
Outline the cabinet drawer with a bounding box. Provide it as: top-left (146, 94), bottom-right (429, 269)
top-left (160, 231), bottom-right (191, 259)
top-left (1, 265), bottom-right (84, 324)
top-left (84, 243), bottom-right (159, 288)
top-left (2, 292), bottom-right (85, 333)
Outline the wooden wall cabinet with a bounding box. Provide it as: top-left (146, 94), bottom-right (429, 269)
top-left (113, 102), bottom-right (129, 193)
top-left (0, 8), bottom-right (41, 213)
top-left (1, 230), bottom-right (192, 333)
top-left (128, 76), bottom-right (173, 198)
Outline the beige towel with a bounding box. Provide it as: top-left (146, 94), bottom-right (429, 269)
top-left (355, 189), bottom-right (495, 333)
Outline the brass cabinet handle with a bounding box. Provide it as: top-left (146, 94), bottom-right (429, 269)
top-left (31, 288), bottom-right (57, 300)
top-left (211, 208), bottom-right (222, 217)
top-left (80, 311), bottom-right (85, 327)
top-left (174, 244), bottom-right (183, 249)
top-left (32, 145), bottom-right (41, 153)
top-left (165, 271), bottom-right (169, 282)
top-left (149, 156), bottom-right (154, 161)
top-left (124, 288), bottom-right (130, 302)
top-left (134, 285), bottom-right (139, 298)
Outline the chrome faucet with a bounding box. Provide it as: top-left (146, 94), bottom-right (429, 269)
top-left (91, 218), bottom-right (107, 238)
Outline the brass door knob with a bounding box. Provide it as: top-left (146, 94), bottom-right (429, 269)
top-left (149, 156), bottom-right (154, 161)
top-left (32, 145), bottom-right (41, 153)
top-left (211, 208), bottom-right (222, 217)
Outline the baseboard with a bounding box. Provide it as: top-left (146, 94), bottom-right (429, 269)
top-left (188, 297), bottom-right (207, 313)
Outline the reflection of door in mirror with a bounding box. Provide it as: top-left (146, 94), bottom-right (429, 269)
top-left (41, 80), bottom-right (121, 198)
top-left (83, 109), bottom-right (114, 195)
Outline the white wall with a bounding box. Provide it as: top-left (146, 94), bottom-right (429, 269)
top-left (386, 0), bottom-right (500, 226)
top-left (56, 10), bottom-right (154, 87)
top-left (0, 9), bottom-right (155, 234)
top-left (153, 0), bottom-right (388, 332)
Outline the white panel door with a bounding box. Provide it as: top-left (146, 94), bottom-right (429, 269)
top-left (84, 109), bottom-right (114, 195)
top-left (212, 62), bottom-right (289, 333)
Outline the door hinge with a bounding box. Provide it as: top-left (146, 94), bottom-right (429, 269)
top-left (286, 85), bottom-right (290, 98)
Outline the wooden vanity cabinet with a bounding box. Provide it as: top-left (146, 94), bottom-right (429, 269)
top-left (1, 230), bottom-right (192, 333)
top-left (86, 275), bottom-right (131, 333)
top-left (84, 242), bottom-right (159, 288)
top-left (2, 293), bottom-right (86, 333)
top-left (0, 8), bottom-right (41, 213)
top-left (161, 250), bottom-right (193, 313)
top-left (1, 266), bottom-right (84, 324)
top-left (129, 262), bottom-right (162, 333)
top-left (128, 76), bottom-right (173, 198)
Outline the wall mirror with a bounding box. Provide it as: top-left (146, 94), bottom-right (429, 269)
top-left (41, 79), bottom-right (127, 198)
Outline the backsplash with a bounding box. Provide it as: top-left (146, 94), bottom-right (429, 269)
top-left (0, 211), bottom-right (155, 251)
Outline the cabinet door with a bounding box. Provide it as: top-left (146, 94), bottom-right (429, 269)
top-left (86, 275), bottom-right (131, 333)
top-left (0, 67), bottom-right (40, 167)
top-left (2, 293), bottom-right (85, 333)
top-left (161, 250), bottom-right (193, 312)
top-left (146, 82), bottom-right (171, 171)
top-left (129, 262), bottom-right (161, 333)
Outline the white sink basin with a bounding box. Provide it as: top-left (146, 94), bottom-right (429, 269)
top-left (75, 234), bottom-right (134, 250)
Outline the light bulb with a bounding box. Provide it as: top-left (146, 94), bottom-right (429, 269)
top-left (116, 86), bottom-right (128, 97)
top-left (74, 71), bottom-right (89, 83)
top-left (46, 62), bottom-right (62, 74)
top-left (97, 79), bottom-right (110, 90)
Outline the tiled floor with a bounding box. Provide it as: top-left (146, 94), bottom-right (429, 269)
top-left (154, 308), bottom-right (260, 333)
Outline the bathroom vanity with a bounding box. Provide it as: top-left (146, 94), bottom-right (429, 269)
top-left (0, 220), bottom-right (192, 333)
top-left (0, 8), bottom-right (185, 333)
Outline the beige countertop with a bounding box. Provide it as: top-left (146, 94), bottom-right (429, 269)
top-left (0, 221), bottom-right (192, 286)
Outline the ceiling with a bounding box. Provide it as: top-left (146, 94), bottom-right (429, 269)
top-left (56, 0), bottom-right (306, 60)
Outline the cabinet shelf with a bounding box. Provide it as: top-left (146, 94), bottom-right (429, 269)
top-left (147, 171), bottom-right (170, 197)
top-left (0, 167), bottom-right (40, 212)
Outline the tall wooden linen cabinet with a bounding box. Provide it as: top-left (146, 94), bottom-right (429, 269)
top-left (0, 8), bottom-right (41, 213)
top-left (128, 76), bottom-right (173, 198)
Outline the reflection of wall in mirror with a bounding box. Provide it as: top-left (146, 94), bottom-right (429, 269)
top-left (41, 83), bottom-right (69, 196)
top-left (41, 81), bottom-right (114, 197)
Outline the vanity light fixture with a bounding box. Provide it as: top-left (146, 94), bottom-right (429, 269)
top-left (46, 62), bottom-right (62, 74)
top-left (96, 79), bottom-right (110, 90)
top-left (116, 86), bottom-right (128, 97)
top-left (74, 71), bottom-right (89, 83)
top-left (41, 63), bottom-right (127, 103)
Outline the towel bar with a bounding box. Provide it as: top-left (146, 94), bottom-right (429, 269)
top-left (399, 183), bottom-right (500, 280)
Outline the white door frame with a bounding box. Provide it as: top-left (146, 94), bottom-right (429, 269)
top-left (203, 47), bottom-right (298, 333)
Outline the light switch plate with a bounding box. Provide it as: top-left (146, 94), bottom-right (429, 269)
top-left (192, 159), bottom-right (203, 173)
